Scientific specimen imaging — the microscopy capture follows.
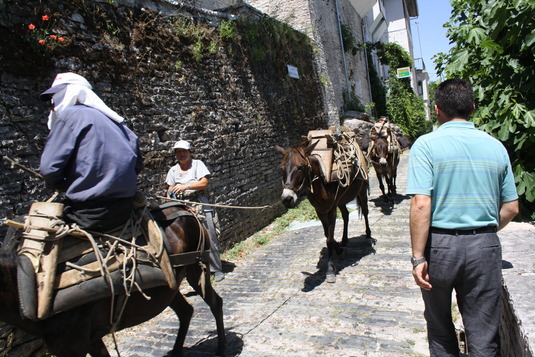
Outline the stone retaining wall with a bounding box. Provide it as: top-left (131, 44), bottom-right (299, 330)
top-left (499, 225), bottom-right (535, 357)
top-left (501, 285), bottom-right (533, 357)
top-left (0, 0), bottom-right (326, 248)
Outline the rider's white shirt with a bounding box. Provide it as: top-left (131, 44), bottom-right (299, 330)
top-left (165, 159), bottom-right (210, 186)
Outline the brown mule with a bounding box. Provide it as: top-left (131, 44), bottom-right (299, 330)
top-left (369, 136), bottom-right (400, 202)
top-left (276, 140), bottom-right (371, 283)
top-left (0, 205), bottom-right (226, 357)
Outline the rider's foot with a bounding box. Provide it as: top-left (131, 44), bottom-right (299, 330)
top-left (213, 271), bottom-right (225, 282)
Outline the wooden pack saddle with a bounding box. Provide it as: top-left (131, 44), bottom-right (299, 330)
top-left (307, 128), bottom-right (368, 184)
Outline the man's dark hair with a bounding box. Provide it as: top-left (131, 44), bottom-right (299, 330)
top-left (434, 79), bottom-right (474, 120)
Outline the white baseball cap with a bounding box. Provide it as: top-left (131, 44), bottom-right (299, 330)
top-left (40, 72), bottom-right (92, 101)
top-left (173, 140), bottom-right (191, 150)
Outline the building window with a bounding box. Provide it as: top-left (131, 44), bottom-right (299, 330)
top-left (417, 81), bottom-right (423, 96)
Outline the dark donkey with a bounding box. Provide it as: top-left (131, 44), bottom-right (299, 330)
top-left (0, 205), bottom-right (226, 357)
top-left (369, 135), bottom-right (400, 202)
top-left (276, 139), bottom-right (371, 283)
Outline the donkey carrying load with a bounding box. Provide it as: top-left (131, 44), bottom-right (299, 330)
top-left (276, 128), bottom-right (372, 283)
top-left (368, 119), bottom-right (401, 202)
top-left (0, 198), bottom-right (226, 357)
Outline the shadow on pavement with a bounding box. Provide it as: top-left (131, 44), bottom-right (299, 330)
top-left (183, 330), bottom-right (243, 356)
top-left (301, 235), bottom-right (376, 292)
top-left (370, 193), bottom-right (411, 215)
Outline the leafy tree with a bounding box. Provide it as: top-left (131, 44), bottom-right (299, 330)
top-left (428, 80), bottom-right (439, 124)
top-left (435, 0), bottom-right (535, 219)
top-left (371, 42), bottom-right (431, 139)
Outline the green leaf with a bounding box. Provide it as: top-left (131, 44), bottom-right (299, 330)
top-left (525, 30), bottom-right (535, 47)
top-left (511, 102), bottom-right (526, 119)
top-left (514, 133), bottom-right (527, 151)
top-left (467, 27), bottom-right (487, 45)
top-left (497, 122), bottom-right (510, 141)
top-left (524, 110), bottom-right (535, 128)
top-left (524, 172), bottom-right (535, 202)
top-left (516, 176), bottom-right (526, 195)
top-left (508, 58), bottom-right (521, 72)
top-left (480, 39), bottom-right (504, 54)
top-left (446, 50), bottom-right (470, 74)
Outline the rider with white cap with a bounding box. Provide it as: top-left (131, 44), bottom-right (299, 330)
top-left (165, 139), bottom-right (225, 281)
top-left (39, 72), bottom-right (143, 231)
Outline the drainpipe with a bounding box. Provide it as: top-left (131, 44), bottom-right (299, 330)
top-left (362, 21), bottom-right (373, 107)
top-left (334, 0), bottom-right (350, 101)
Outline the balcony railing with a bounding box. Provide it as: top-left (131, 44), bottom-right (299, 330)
top-left (414, 57), bottom-right (426, 71)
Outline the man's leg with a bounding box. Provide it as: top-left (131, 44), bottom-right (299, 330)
top-left (202, 205), bottom-right (224, 280)
top-left (422, 286), bottom-right (459, 357)
top-left (424, 233), bottom-right (464, 357)
top-left (457, 233), bottom-right (502, 357)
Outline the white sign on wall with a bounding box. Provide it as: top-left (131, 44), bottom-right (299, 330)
top-left (287, 65), bottom-right (299, 79)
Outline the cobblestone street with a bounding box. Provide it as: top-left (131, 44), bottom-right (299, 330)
top-left (105, 152), bottom-right (430, 357)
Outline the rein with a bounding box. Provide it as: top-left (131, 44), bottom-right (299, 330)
top-left (2, 156), bottom-right (275, 212)
top-left (156, 196), bottom-right (274, 210)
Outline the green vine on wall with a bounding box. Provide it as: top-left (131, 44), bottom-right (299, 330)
top-left (367, 42), bottom-right (431, 139)
top-left (172, 17), bottom-right (217, 62)
top-left (366, 50), bottom-right (387, 118)
top-left (341, 24), bottom-right (359, 56)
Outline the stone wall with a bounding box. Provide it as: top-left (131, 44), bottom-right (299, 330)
top-left (501, 285), bottom-right (533, 357)
top-left (0, 0), bottom-right (327, 248)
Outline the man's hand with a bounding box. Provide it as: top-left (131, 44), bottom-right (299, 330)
top-left (412, 261), bottom-right (432, 290)
top-left (169, 184), bottom-right (188, 195)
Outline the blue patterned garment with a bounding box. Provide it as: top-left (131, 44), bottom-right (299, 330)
top-left (406, 121), bottom-right (518, 229)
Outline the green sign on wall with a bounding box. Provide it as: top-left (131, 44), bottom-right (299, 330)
top-left (396, 67), bottom-right (411, 78)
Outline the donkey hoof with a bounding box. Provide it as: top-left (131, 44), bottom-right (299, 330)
top-left (326, 272), bottom-right (336, 283)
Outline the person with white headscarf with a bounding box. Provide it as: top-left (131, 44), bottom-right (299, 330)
top-left (39, 72), bottom-right (143, 231)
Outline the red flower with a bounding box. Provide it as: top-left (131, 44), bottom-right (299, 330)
top-left (58, 37), bottom-right (64, 42)
top-left (28, 24), bottom-right (35, 30)
top-left (42, 15), bottom-right (49, 21)
top-left (39, 39), bottom-right (45, 45)
top-left (50, 35), bottom-right (57, 40)
top-left (47, 46), bottom-right (52, 50)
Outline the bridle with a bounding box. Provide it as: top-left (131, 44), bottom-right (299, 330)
top-left (368, 137), bottom-right (389, 166)
top-left (281, 149), bottom-right (315, 194)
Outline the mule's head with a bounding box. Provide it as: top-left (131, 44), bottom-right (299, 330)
top-left (275, 142), bottom-right (317, 208)
top-left (370, 137), bottom-right (389, 167)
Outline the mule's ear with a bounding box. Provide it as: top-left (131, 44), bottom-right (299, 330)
top-left (275, 145), bottom-right (286, 155)
top-left (304, 140), bottom-right (319, 155)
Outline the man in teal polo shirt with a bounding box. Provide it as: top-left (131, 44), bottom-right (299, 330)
top-left (407, 79), bottom-right (519, 357)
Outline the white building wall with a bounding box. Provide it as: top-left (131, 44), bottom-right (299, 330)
top-left (383, 0), bottom-right (418, 91)
top-left (417, 69), bottom-right (431, 120)
top-left (337, 0), bottom-right (373, 107)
